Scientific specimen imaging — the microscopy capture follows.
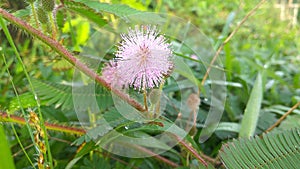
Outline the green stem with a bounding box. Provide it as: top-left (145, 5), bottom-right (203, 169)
top-left (143, 88), bottom-right (148, 112)
top-left (2, 55), bottom-right (35, 168)
top-left (0, 16), bottom-right (53, 168)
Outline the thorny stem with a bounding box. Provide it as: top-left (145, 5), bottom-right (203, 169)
top-left (265, 101), bottom-right (300, 133)
top-left (0, 112), bottom-right (85, 135)
top-left (0, 8), bottom-right (146, 113)
top-left (199, 0), bottom-right (267, 94)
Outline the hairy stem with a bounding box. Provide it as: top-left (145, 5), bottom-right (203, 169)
top-left (1, 111), bottom-right (181, 167)
top-left (0, 8), bottom-right (146, 113)
top-left (0, 112), bottom-right (85, 135)
top-left (0, 16), bottom-right (52, 168)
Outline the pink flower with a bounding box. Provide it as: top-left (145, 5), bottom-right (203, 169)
top-left (115, 25), bottom-right (173, 90)
top-left (101, 60), bottom-right (125, 88)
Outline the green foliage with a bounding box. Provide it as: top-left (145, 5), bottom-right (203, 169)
top-left (220, 128), bottom-right (300, 169)
top-left (63, 0), bottom-right (107, 28)
top-left (80, 154), bottom-right (111, 169)
top-left (0, 0), bottom-right (300, 168)
top-left (25, 0), bottom-right (36, 3)
top-left (32, 79), bottom-right (113, 111)
top-left (239, 73), bottom-right (263, 137)
top-left (41, 0), bottom-right (55, 12)
top-left (9, 92), bottom-right (36, 112)
top-left (73, 0), bottom-right (141, 17)
top-left (37, 6), bottom-right (48, 24)
top-left (0, 125), bottom-right (16, 169)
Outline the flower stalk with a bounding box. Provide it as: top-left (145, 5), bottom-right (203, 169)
top-left (0, 8), bottom-right (146, 113)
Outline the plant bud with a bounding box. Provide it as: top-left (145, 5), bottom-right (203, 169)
top-left (41, 0), bottom-right (55, 12)
top-left (187, 93), bottom-right (201, 111)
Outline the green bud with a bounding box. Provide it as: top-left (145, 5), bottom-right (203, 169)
top-left (37, 7), bottom-right (49, 24)
top-left (41, 0), bottom-right (55, 12)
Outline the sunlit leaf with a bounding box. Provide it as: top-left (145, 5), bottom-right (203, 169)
top-left (73, 0), bottom-right (141, 17)
top-left (63, 0), bottom-right (107, 27)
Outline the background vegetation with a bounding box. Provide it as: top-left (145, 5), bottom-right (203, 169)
top-left (0, 0), bottom-right (299, 168)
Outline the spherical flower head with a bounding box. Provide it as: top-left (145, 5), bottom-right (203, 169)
top-left (116, 25), bottom-right (173, 91)
top-left (101, 60), bottom-right (125, 89)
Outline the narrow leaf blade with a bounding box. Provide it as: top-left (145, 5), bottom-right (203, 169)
top-left (0, 125), bottom-right (16, 169)
top-left (239, 73), bottom-right (263, 137)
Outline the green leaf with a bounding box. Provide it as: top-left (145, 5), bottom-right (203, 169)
top-left (63, 0), bottom-right (107, 27)
top-left (214, 11), bottom-right (236, 49)
top-left (121, 131), bottom-right (173, 151)
top-left (174, 57), bottom-right (200, 87)
top-left (0, 125), bottom-right (16, 169)
top-left (278, 114), bottom-right (300, 130)
top-left (65, 141), bottom-right (98, 169)
top-left (32, 79), bottom-right (113, 111)
top-left (73, 0), bottom-right (141, 17)
top-left (81, 154), bottom-right (111, 169)
top-left (220, 128), bottom-right (300, 169)
top-left (103, 108), bottom-right (130, 128)
top-left (264, 105), bottom-right (300, 115)
top-left (216, 122), bottom-right (240, 133)
top-left (9, 92), bottom-right (36, 112)
top-left (239, 73), bottom-right (263, 137)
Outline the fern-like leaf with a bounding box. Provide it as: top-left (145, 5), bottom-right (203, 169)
top-left (220, 128), bottom-right (300, 168)
top-left (32, 79), bottom-right (113, 111)
top-left (72, 0), bottom-right (141, 17)
top-left (63, 0), bottom-right (107, 27)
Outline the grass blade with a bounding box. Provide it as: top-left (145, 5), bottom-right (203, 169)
top-left (239, 73), bottom-right (263, 137)
top-left (0, 125), bottom-right (16, 169)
